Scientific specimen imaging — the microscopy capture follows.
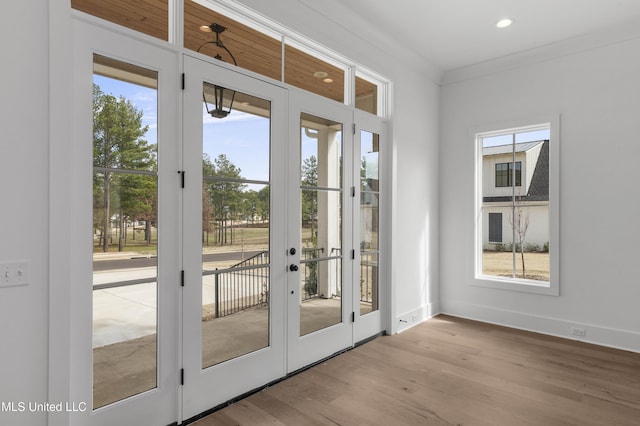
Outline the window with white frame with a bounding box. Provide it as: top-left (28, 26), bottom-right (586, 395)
top-left (475, 119), bottom-right (559, 295)
top-left (72, 0), bottom-right (388, 116)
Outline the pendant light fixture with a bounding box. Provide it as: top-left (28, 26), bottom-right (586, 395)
top-left (198, 23), bottom-right (237, 119)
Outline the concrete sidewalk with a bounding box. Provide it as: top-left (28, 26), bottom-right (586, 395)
top-left (93, 298), bottom-right (346, 408)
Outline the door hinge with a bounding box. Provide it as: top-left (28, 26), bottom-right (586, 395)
top-left (180, 368), bottom-right (184, 386)
top-left (351, 249), bottom-right (355, 260)
top-left (180, 270), bottom-right (184, 287)
top-left (181, 73), bottom-right (185, 90)
top-left (178, 171), bottom-right (185, 188)
top-left (351, 186), bottom-right (355, 197)
top-left (351, 312), bottom-right (355, 322)
top-left (352, 123), bottom-right (356, 135)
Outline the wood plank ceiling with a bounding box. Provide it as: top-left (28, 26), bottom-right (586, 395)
top-left (71, 0), bottom-right (377, 108)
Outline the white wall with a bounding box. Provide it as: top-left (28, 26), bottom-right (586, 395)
top-left (391, 72), bottom-right (440, 331)
top-left (440, 35), bottom-right (640, 351)
top-left (0, 1), bottom-right (49, 425)
top-left (236, 0), bottom-right (442, 332)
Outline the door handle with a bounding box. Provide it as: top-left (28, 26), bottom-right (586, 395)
top-left (289, 264), bottom-right (298, 272)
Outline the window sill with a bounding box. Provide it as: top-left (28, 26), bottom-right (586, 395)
top-left (473, 274), bottom-right (559, 296)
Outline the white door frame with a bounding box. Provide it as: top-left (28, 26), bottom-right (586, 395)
top-left (286, 89), bottom-right (355, 373)
top-left (68, 20), bottom-right (180, 426)
top-left (181, 54), bottom-right (288, 421)
top-left (61, 20), bottom-right (389, 425)
top-left (353, 111), bottom-right (387, 343)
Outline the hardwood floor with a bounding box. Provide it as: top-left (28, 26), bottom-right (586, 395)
top-left (191, 315), bottom-right (640, 425)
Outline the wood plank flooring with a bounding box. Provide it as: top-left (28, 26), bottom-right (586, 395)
top-left (191, 315), bottom-right (640, 425)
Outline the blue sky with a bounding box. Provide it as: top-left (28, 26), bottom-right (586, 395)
top-left (95, 73), bottom-right (271, 182)
top-left (94, 74), bottom-right (377, 184)
top-left (94, 75), bottom-right (158, 147)
top-left (482, 128), bottom-right (550, 147)
top-left (203, 108), bottom-right (271, 183)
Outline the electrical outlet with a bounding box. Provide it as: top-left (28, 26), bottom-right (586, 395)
top-left (571, 327), bottom-right (586, 337)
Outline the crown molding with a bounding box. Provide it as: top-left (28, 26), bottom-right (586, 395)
top-left (442, 18), bottom-right (640, 86)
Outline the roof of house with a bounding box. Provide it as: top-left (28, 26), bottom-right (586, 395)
top-left (483, 140), bottom-right (544, 157)
top-left (483, 140), bottom-right (549, 203)
top-left (525, 140), bottom-right (549, 201)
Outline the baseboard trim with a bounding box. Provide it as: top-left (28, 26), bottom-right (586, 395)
top-left (441, 300), bottom-right (640, 353)
top-left (395, 303), bottom-right (438, 334)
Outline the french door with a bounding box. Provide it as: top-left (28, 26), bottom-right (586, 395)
top-left (73, 21), bottom-right (180, 426)
top-left (353, 112), bottom-right (386, 343)
top-left (181, 56), bottom-right (288, 420)
top-left (74, 26), bottom-right (383, 424)
top-left (181, 58), bottom-right (367, 416)
top-left (286, 93), bottom-right (355, 372)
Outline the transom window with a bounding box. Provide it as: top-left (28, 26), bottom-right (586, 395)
top-left (71, 0), bottom-right (387, 116)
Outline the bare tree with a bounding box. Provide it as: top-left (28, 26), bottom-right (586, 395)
top-left (508, 206), bottom-right (530, 278)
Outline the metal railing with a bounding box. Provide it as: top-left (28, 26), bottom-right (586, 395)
top-left (204, 251), bottom-right (269, 318)
top-left (359, 253), bottom-right (378, 309)
top-left (93, 251), bottom-right (270, 320)
top-left (300, 247), bottom-right (342, 300)
top-left (94, 247), bottom-right (377, 317)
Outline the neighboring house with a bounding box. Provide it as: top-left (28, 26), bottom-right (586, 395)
top-left (482, 140), bottom-right (549, 251)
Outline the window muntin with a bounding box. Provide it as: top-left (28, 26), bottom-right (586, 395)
top-left (476, 124), bottom-right (555, 292)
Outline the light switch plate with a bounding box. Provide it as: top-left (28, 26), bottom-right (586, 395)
top-left (0, 261), bottom-right (29, 287)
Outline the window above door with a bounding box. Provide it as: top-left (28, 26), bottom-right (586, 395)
top-left (71, 0), bottom-right (388, 116)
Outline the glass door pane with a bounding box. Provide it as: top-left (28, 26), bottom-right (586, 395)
top-left (92, 55), bottom-right (159, 408)
top-left (299, 112), bottom-right (343, 335)
top-left (480, 131), bottom-right (551, 283)
top-left (182, 56), bottom-right (287, 420)
top-left (201, 83), bottom-right (272, 368)
top-left (359, 130), bottom-right (380, 315)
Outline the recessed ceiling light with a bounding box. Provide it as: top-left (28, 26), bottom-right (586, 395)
top-left (314, 71), bottom-right (328, 78)
top-left (496, 18), bottom-right (513, 29)
top-left (323, 78), bottom-right (333, 83)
